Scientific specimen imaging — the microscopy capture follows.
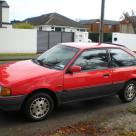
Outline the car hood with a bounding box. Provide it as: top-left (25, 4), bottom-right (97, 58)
top-left (0, 60), bottom-right (60, 86)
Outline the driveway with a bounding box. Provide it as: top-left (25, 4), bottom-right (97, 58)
top-left (0, 96), bottom-right (135, 136)
top-left (0, 61), bottom-right (136, 136)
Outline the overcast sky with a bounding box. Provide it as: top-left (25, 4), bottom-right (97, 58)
top-left (6, 0), bottom-right (136, 21)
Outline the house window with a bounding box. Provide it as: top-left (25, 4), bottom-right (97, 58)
top-left (51, 27), bottom-right (55, 31)
top-left (55, 27), bottom-right (62, 32)
top-left (80, 29), bottom-right (86, 32)
top-left (62, 27), bottom-right (65, 32)
top-left (39, 26), bottom-right (42, 31)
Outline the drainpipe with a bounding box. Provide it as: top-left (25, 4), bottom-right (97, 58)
top-left (99, 0), bottom-right (105, 44)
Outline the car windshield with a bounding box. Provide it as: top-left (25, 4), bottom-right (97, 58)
top-left (35, 45), bottom-right (79, 70)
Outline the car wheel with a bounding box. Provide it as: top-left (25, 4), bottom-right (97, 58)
top-left (23, 93), bottom-right (54, 121)
top-left (119, 80), bottom-right (136, 102)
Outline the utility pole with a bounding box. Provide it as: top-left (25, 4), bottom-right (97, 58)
top-left (99, 0), bottom-right (105, 43)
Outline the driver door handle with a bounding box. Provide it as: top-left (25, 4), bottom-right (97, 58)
top-left (103, 73), bottom-right (110, 78)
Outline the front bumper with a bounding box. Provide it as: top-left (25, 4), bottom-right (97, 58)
top-left (0, 95), bottom-right (26, 111)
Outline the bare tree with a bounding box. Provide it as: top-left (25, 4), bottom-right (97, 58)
top-left (121, 10), bottom-right (136, 34)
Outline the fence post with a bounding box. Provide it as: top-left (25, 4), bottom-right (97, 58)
top-left (48, 31), bottom-right (50, 49)
top-left (61, 32), bottom-right (63, 43)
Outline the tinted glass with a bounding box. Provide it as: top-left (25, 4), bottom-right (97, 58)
top-left (73, 49), bottom-right (109, 71)
top-left (110, 48), bottom-right (135, 67)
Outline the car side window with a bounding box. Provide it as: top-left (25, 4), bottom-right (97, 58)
top-left (109, 48), bottom-right (135, 67)
top-left (73, 49), bottom-right (109, 71)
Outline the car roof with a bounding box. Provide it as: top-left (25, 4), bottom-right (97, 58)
top-left (60, 42), bottom-right (125, 50)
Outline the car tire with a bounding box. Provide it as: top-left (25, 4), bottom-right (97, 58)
top-left (23, 93), bottom-right (54, 121)
top-left (119, 80), bottom-right (136, 102)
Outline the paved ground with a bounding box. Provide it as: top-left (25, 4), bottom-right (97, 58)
top-left (0, 61), bottom-right (136, 136)
top-left (0, 96), bottom-right (134, 136)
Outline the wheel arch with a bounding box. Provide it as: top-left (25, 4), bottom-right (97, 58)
top-left (21, 88), bottom-right (59, 109)
top-left (128, 78), bottom-right (136, 82)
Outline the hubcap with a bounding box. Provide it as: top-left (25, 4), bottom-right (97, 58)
top-left (125, 83), bottom-right (136, 100)
top-left (30, 97), bottom-right (50, 119)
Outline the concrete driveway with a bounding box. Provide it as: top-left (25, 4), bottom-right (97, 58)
top-left (0, 96), bottom-right (135, 136)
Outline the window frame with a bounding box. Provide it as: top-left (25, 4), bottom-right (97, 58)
top-left (108, 47), bottom-right (136, 68)
top-left (69, 48), bottom-right (111, 72)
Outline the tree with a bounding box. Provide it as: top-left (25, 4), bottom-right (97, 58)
top-left (13, 23), bottom-right (33, 29)
top-left (121, 10), bottom-right (136, 34)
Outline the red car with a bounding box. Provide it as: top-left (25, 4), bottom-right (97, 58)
top-left (0, 43), bottom-right (136, 121)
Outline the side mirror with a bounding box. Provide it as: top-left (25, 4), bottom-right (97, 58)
top-left (70, 66), bottom-right (81, 73)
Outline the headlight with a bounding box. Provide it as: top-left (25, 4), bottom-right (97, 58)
top-left (0, 86), bottom-right (11, 96)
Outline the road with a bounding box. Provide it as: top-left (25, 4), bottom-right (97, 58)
top-left (0, 61), bottom-right (135, 136)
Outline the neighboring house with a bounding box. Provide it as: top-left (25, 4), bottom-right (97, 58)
top-left (23, 12), bottom-right (87, 32)
top-left (80, 19), bottom-right (119, 33)
top-left (0, 0), bottom-right (11, 28)
top-left (120, 16), bottom-right (136, 34)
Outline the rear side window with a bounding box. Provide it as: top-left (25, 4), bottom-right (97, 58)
top-left (109, 48), bottom-right (136, 67)
top-left (73, 49), bottom-right (109, 71)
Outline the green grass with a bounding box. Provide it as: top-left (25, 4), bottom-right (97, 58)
top-left (0, 53), bottom-right (37, 56)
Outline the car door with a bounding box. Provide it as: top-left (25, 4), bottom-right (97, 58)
top-left (61, 48), bottom-right (113, 103)
top-left (109, 48), bottom-right (136, 91)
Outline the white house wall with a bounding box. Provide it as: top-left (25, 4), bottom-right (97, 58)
top-left (0, 28), bottom-right (37, 53)
top-left (2, 8), bottom-right (9, 23)
top-left (34, 25), bottom-right (87, 32)
top-left (2, 24), bottom-right (12, 28)
top-left (112, 33), bottom-right (136, 51)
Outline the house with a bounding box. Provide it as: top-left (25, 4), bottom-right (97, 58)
top-left (120, 16), bottom-right (136, 34)
top-left (0, 0), bottom-right (11, 28)
top-left (23, 12), bottom-right (87, 32)
top-left (80, 19), bottom-right (119, 33)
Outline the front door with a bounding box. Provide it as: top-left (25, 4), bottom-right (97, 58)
top-left (62, 49), bottom-right (113, 103)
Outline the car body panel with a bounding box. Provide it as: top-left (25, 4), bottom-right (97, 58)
top-left (0, 60), bottom-right (64, 95)
top-left (63, 69), bottom-right (113, 102)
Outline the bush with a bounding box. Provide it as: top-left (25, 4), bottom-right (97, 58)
top-left (89, 32), bottom-right (112, 43)
top-left (13, 23), bottom-right (33, 29)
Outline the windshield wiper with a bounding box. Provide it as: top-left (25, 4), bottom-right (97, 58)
top-left (33, 59), bottom-right (62, 69)
top-left (32, 59), bottom-right (44, 66)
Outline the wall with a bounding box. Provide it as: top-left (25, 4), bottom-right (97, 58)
top-left (2, 7), bottom-right (9, 23)
top-left (112, 33), bottom-right (136, 51)
top-left (0, 28), bottom-right (37, 53)
top-left (74, 32), bottom-right (91, 42)
top-left (34, 25), bottom-right (87, 32)
top-left (2, 23), bottom-right (12, 28)
top-left (120, 24), bottom-right (135, 34)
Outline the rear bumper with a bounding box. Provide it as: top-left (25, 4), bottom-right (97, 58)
top-left (0, 95), bottom-right (26, 111)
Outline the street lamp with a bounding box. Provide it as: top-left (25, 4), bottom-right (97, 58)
top-left (99, 0), bottom-right (105, 43)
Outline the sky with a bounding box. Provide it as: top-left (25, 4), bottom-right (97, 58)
top-left (6, 0), bottom-right (136, 21)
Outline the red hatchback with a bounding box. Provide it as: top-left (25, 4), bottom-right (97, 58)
top-left (0, 43), bottom-right (136, 121)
